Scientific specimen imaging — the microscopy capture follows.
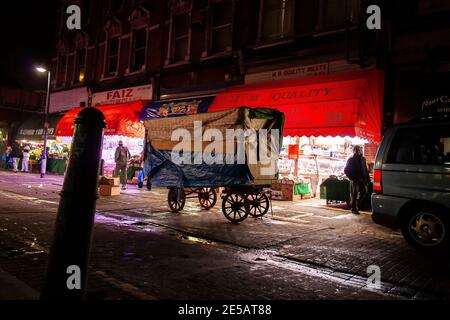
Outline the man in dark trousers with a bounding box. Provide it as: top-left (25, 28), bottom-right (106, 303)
top-left (114, 140), bottom-right (131, 190)
top-left (344, 145), bottom-right (370, 214)
top-left (11, 141), bottom-right (22, 173)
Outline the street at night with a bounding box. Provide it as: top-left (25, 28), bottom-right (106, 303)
top-left (1, 0), bottom-right (450, 316)
top-left (1, 170), bottom-right (449, 301)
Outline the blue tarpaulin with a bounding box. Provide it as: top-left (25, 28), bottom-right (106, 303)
top-left (143, 145), bottom-right (253, 188)
top-left (143, 107), bottom-right (284, 188)
top-left (140, 96), bottom-right (215, 121)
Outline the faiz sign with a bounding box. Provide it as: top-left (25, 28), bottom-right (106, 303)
top-left (92, 84), bottom-right (152, 106)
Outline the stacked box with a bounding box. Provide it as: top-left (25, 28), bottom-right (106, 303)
top-left (98, 176), bottom-right (120, 196)
top-left (271, 182), bottom-right (292, 201)
top-left (271, 181), bottom-right (303, 201)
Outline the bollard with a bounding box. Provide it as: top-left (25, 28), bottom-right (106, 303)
top-left (41, 108), bottom-right (105, 300)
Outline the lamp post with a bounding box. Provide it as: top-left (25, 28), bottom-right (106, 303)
top-left (36, 67), bottom-right (51, 178)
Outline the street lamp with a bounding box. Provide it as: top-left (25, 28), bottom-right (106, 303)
top-left (35, 66), bottom-right (51, 178)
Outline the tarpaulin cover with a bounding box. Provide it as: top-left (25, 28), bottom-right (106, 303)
top-left (209, 69), bottom-right (384, 142)
top-left (55, 101), bottom-right (145, 137)
top-left (16, 113), bottom-right (63, 141)
top-left (139, 96), bottom-right (215, 121)
top-left (143, 107), bottom-right (284, 188)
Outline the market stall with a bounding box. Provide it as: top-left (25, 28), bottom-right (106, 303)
top-left (14, 113), bottom-right (67, 173)
top-left (55, 101), bottom-right (146, 176)
top-left (208, 69), bottom-right (384, 200)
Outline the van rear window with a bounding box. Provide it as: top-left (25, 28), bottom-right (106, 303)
top-left (387, 125), bottom-right (450, 165)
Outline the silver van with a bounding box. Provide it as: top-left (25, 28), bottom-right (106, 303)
top-left (371, 116), bottom-right (450, 253)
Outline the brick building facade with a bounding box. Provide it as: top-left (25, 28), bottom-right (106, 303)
top-left (50, 0), bottom-right (450, 129)
top-left (0, 86), bottom-right (45, 146)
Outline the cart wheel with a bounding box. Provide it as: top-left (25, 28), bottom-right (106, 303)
top-left (168, 188), bottom-right (185, 213)
top-left (247, 193), bottom-right (270, 218)
top-left (198, 188), bottom-right (217, 210)
top-left (221, 192), bottom-right (249, 223)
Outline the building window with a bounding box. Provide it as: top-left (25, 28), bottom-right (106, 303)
top-left (172, 14), bottom-right (190, 62)
top-left (106, 37), bottom-right (119, 76)
top-left (131, 28), bottom-right (147, 72)
top-left (259, 0), bottom-right (294, 41)
top-left (57, 55), bottom-right (67, 86)
top-left (210, 0), bottom-right (233, 54)
top-left (74, 48), bottom-right (86, 83)
top-left (319, 0), bottom-right (360, 31)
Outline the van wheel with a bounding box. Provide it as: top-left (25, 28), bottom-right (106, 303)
top-left (401, 207), bottom-right (449, 253)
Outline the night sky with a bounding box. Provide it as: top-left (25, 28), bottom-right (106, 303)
top-left (0, 1), bottom-right (57, 90)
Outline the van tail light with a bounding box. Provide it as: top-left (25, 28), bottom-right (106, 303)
top-left (373, 169), bottom-right (382, 194)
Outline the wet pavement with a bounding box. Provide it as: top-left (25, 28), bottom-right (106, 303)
top-left (0, 170), bottom-right (449, 300)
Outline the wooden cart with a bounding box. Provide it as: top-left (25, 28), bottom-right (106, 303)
top-left (143, 107), bottom-right (284, 223)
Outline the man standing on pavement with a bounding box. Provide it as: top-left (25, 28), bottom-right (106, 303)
top-left (114, 140), bottom-right (131, 190)
top-left (21, 144), bottom-right (31, 172)
top-left (344, 145), bottom-right (370, 214)
top-left (11, 141), bottom-right (22, 173)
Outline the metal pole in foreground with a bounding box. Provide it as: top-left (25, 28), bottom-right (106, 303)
top-left (40, 70), bottom-right (51, 178)
top-left (41, 107), bottom-right (105, 300)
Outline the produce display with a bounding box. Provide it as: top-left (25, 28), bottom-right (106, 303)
top-left (278, 136), bottom-right (368, 179)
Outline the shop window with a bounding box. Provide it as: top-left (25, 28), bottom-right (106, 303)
top-left (106, 37), bottom-right (119, 76)
top-left (74, 48), bottom-right (86, 83)
top-left (210, 0), bottom-right (233, 54)
top-left (131, 28), bottom-right (147, 72)
top-left (387, 126), bottom-right (450, 165)
top-left (172, 14), bottom-right (190, 62)
top-left (259, 0), bottom-right (294, 42)
top-left (318, 0), bottom-right (360, 31)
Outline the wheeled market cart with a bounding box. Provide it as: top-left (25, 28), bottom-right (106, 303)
top-left (142, 107), bottom-right (284, 223)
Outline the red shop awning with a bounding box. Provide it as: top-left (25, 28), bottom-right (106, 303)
top-left (209, 69), bottom-right (384, 142)
top-left (55, 101), bottom-right (145, 137)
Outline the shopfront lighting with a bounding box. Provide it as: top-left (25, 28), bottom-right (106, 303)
top-left (36, 67), bottom-right (47, 73)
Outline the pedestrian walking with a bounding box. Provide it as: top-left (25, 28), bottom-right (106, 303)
top-left (1, 146), bottom-right (12, 169)
top-left (114, 140), bottom-right (131, 190)
top-left (11, 141), bottom-right (22, 173)
top-left (22, 144), bottom-right (31, 172)
top-left (344, 145), bottom-right (370, 214)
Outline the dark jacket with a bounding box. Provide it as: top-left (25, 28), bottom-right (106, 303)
top-left (11, 143), bottom-right (22, 159)
top-left (115, 146), bottom-right (131, 165)
top-left (344, 154), bottom-right (369, 182)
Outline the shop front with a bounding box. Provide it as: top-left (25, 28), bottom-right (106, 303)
top-left (14, 113), bottom-right (67, 174)
top-left (55, 101), bottom-right (146, 176)
top-left (209, 69), bottom-right (384, 200)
